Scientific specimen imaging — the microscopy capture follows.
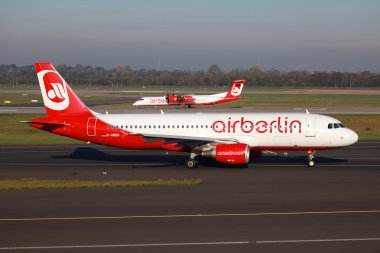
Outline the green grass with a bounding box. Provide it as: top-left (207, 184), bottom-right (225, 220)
top-left (328, 114), bottom-right (380, 140)
top-left (103, 94), bottom-right (380, 108)
top-left (0, 93), bottom-right (127, 106)
top-left (0, 178), bottom-right (203, 190)
top-left (223, 94), bottom-right (380, 108)
top-left (0, 114), bottom-right (379, 144)
top-left (0, 93), bottom-right (42, 105)
top-left (0, 114), bottom-right (82, 145)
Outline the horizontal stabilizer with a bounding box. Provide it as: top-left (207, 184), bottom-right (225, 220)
top-left (20, 121), bottom-right (70, 127)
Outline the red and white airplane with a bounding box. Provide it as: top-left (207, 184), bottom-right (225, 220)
top-left (23, 63), bottom-right (358, 168)
top-left (132, 80), bottom-right (245, 108)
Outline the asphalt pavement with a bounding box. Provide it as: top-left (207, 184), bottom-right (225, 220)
top-left (0, 142), bottom-right (380, 252)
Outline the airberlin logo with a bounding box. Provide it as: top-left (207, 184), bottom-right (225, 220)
top-left (230, 84), bottom-right (242, 96)
top-left (217, 151), bottom-right (245, 156)
top-left (212, 117), bottom-right (302, 134)
top-left (37, 70), bottom-right (69, 111)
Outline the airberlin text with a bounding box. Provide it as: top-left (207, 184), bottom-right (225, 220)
top-left (212, 117), bottom-right (302, 134)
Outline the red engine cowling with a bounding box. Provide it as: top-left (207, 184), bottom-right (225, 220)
top-left (213, 144), bottom-right (250, 165)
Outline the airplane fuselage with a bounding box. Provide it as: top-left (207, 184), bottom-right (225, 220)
top-left (33, 112), bottom-right (358, 152)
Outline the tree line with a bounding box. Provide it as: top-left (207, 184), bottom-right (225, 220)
top-left (1, 63), bottom-right (379, 88)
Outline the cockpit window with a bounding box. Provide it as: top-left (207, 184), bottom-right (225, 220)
top-left (329, 123), bottom-right (345, 129)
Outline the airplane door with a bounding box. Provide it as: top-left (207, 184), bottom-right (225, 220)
top-left (87, 117), bottom-right (97, 136)
top-left (305, 118), bottom-right (316, 137)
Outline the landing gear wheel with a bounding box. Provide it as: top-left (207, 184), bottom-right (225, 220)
top-left (186, 159), bottom-right (198, 169)
top-left (307, 150), bottom-right (316, 167)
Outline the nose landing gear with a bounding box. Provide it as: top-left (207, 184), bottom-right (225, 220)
top-left (307, 150), bottom-right (315, 167)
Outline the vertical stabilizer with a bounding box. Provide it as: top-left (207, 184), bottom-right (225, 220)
top-left (225, 80), bottom-right (245, 99)
top-left (34, 63), bottom-right (92, 117)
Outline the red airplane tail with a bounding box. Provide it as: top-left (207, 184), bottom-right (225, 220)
top-left (34, 62), bottom-right (92, 118)
top-left (225, 80), bottom-right (246, 99)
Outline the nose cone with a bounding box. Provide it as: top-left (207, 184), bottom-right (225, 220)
top-left (347, 129), bottom-right (359, 146)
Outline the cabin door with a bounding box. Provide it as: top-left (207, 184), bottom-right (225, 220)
top-left (87, 117), bottom-right (97, 137)
top-left (305, 118), bottom-right (316, 137)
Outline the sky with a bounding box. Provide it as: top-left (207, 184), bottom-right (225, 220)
top-left (1, 0), bottom-right (380, 71)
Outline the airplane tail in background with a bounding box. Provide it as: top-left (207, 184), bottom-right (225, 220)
top-left (34, 63), bottom-right (92, 118)
top-left (225, 80), bottom-right (245, 99)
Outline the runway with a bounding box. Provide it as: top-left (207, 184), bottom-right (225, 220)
top-left (0, 142), bottom-right (380, 252)
top-left (1, 105), bottom-right (380, 114)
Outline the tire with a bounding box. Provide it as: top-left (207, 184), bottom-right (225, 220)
top-left (186, 159), bottom-right (198, 169)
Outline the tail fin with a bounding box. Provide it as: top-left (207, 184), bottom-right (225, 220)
top-left (225, 80), bottom-right (245, 99)
top-left (34, 63), bottom-right (92, 117)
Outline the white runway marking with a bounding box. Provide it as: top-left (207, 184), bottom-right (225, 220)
top-left (0, 109), bottom-right (17, 112)
top-left (256, 237), bottom-right (380, 244)
top-left (1, 238), bottom-right (379, 250)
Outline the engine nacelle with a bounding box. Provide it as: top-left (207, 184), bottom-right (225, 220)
top-left (203, 144), bottom-right (250, 165)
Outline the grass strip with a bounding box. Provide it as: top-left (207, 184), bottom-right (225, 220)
top-left (0, 178), bottom-right (203, 190)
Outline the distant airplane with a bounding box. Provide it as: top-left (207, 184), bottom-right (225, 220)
top-left (23, 63), bottom-right (358, 168)
top-left (132, 80), bottom-right (245, 108)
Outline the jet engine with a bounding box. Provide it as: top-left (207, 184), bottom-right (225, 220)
top-left (202, 143), bottom-right (250, 165)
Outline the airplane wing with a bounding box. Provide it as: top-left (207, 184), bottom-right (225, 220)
top-left (129, 132), bottom-right (239, 149)
top-left (138, 133), bottom-right (238, 143)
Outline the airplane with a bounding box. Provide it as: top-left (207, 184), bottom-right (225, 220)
top-left (22, 63), bottom-right (358, 168)
top-left (132, 79), bottom-right (245, 108)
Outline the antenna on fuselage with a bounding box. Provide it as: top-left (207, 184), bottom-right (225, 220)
top-left (160, 109), bottom-right (164, 114)
top-left (306, 109), bottom-right (310, 114)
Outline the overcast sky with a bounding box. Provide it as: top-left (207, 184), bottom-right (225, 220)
top-left (1, 0), bottom-right (379, 71)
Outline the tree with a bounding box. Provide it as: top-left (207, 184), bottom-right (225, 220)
top-left (206, 64), bottom-right (222, 75)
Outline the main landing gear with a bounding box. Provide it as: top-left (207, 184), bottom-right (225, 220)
top-left (186, 152), bottom-right (199, 169)
top-left (307, 150), bottom-right (315, 167)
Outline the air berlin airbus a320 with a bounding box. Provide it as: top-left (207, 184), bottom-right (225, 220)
top-left (23, 63), bottom-right (358, 168)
